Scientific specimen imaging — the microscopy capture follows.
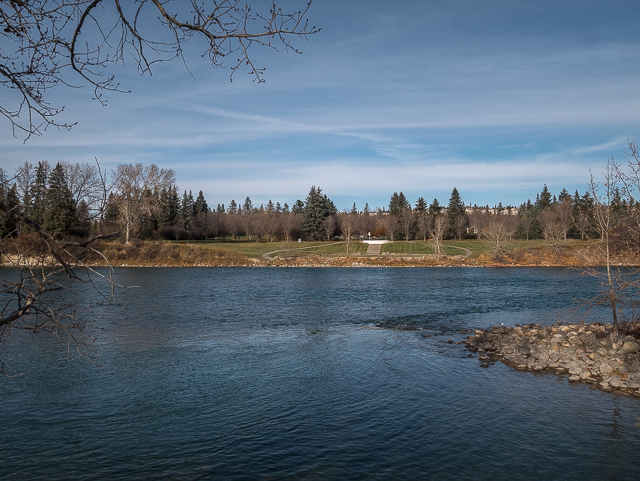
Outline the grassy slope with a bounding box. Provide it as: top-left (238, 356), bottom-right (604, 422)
top-left (76, 237), bottom-right (614, 267)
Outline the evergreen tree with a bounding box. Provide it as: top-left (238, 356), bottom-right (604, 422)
top-left (158, 185), bottom-right (180, 229)
top-left (414, 197), bottom-right (427, 212)
top-left (301, 186), bottom-right (335, 240)
top-left (292, 199), bottom-right (305, 214)
top-left (447, 187), bottom-right (466, 239)
top-left (104, 192), bottom-right (119, 226)
top-left (558, 188), bottom-right (571, 202)
top-left (25, 160), bottom-right (49, 226)
top-left (180, 190), bottom-right (195, 229)
top-left (44, 162), bottom-right (76, 237)
top-left (363, 203), bottom-right (370, 215)
top-left (389, 192), bottom-right (409, 215)
top-left (0, 184), bottom-right (20, 237)
top-left (428, 198), bottom-right (442, 214)
top-left (227, 200), bottom-right (238, 214)
top-left (266, 200), bottom-right (275, 213)
top-left (243, 196), bottom-right (253, 212)
top-left (216, 204), bottom-right (225, 214)
top-left (535, 184), bottom-right (552, 210)
top-left (282, 202), bottom-right (290, 213)
top-left (275, 202), bottom-right (282, 213)
top-left (194, 190), bottom-right (209, 215)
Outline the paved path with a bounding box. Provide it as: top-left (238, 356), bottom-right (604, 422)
top-left (448, 245), bottom-right (473, 258)
top-left (366, 243), bottom-right (382, 255)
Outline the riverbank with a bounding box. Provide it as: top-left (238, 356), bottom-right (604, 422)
top-left (62, 239), bottom-right (640, 267)
top-left (463, 321), bottom-right (640, 398)
top-left (4, 238), bottom-right (638, 268)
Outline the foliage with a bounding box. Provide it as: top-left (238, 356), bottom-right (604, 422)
top-left (301, 186), bottom-right (336, 240)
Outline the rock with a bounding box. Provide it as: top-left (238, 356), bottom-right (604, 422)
top-left (607, 375), bottom-right (622, 388)
top-left (599, 363), bottom-right (613, 376)
top-left (568, 375), bottom-right (581, 382)
top-left (627, 379), bottom-right (640, 389)
top-left (569, 366), bottom-right (583, 375)
top-left (621, 341), bottom-right (639, 354)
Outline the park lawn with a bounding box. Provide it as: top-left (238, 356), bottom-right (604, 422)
top-left (302, 242), bottom-right (369, 255)
top-left (381, 241), bottom-right (466, 256)
top-left (180, 239), bottom-right (328, 258)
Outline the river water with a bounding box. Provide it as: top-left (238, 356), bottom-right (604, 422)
top-left (1, 267), bottom-right (639, 480)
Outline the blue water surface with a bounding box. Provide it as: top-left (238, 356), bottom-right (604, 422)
top-left (1, 267), bottom-right (639, 480)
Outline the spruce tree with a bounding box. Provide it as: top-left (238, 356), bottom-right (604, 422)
top-left (181, 190), bottom-right (195, 229)
top-left (25, 160), bottom-right (49, 227)
top-left (243, 196), bottom-right (253, 212)
top-left (44, 162), bottom-right (76, 237)
top-left (194, 190), bottom-right (209, 215)
top-left (292, 199), bottom-right (305, 214)
top-left (302, 186), bottom-right (335, 240)
top-left (0, 184), bottom-right (20, 237)
top-left (447, 187), bottom-right (466, 239)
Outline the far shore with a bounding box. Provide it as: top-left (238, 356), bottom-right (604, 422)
top-left (3, 238), bottom-right (638, 269)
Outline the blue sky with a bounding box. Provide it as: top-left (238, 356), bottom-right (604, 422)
top-left (3, 0), bottom-right (640, 211)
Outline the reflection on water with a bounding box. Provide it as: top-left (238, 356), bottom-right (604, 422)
top-left (1, 267), bottom-right (639, 480)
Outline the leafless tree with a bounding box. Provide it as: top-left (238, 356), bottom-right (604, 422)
top-left (280, 212), bottom-right (300, 243)
top-left (503, 214), bottom-right (519, 242)
top-left (338, 212), bottom-right (356, 254)
top-left (467, 209), bottom-right (487, 240)
top-left (454, 214), bottom-right (468, 241)
top-left (399, 205), bottom-right (414, 241)
top-left (379, 212), bottom-right (398, 242)
top-left (415, 209), bottom-right (430, 241)
top-left (0, 178), bottom-right (118, 372)
top-left (322, 214), bottom-right (336, 241)
top-left (538, 209), bottom-right (564, 246)
top-left (520, 211), bottom-right (533, 241)
top-left (427, 212), bottom-right (448, 255)
top-left (1, 0), bottom-right (320, 139)
top-left (112, 163), bottom-right (175, 243)
top-left (573, 206), bottom-right (592, 241)
top-left (588, 160), bottom-right (620, 324)
top-left (483, 214), bottom-right (508, 256)
top-left (555, 197), bottom-right (573, 241)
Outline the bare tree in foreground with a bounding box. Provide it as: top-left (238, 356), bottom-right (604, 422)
top-left (1, 0), bottom-right (320, 138)
top-left (0, 202), bottom-right (118, 372)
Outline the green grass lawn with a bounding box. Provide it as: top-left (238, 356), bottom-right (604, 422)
top-left (301, 242), bottom-right (369, 255)
top-left (166, 237), bottom-right (595, 260)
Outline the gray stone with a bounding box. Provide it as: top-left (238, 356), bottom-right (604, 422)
top-left (621, 341), bottom-right (640, 354)
top-left (568, 375), bottom-right (581, 382)
top-left (599, 363), bottom-right (613, 375)
top-left (569, 366), bottom-right (583, 375)
top-left (627, 379), bottom-right (640, 389)
top-left (607, 375), bottom-right (622, 388)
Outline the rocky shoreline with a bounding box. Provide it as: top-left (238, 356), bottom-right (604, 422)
top-left (463, 321), bottom-right (640, 398)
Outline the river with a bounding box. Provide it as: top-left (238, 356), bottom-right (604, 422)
top-left (1, 267), bottom-right (639, 479)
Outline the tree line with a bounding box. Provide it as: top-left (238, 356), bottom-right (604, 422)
top-left (0, 161), bottom-right (630, 248)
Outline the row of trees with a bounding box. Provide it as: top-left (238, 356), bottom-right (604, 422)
top-left (1, 161), bottom-right (629, 248)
